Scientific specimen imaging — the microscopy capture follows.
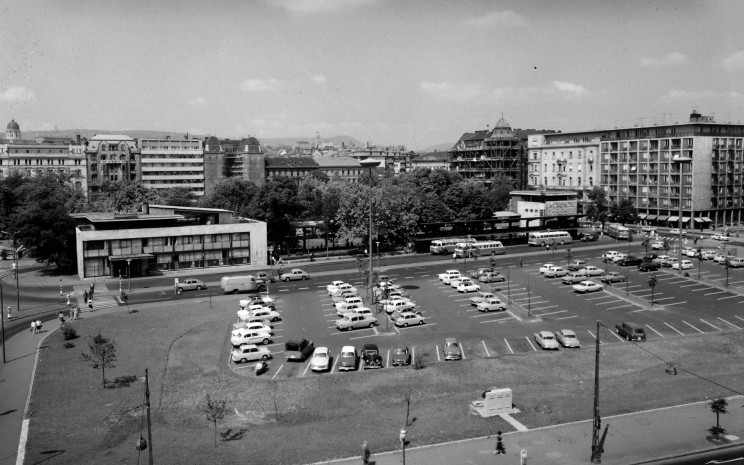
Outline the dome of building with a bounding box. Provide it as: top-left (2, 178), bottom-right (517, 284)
top-left (7, 119), bottom-right (20, 130)
top-left (494, 116), bottom-right (510, 129)
top-left (246, 136), bottom-right (260, 145)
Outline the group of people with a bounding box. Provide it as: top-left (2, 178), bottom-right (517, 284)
top-left (29, 318), bottom-right (43, 334)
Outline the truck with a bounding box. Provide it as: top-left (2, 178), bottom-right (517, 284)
top-left (220, 275), bottom-right (266, 294)
top-left (284, 338), bottom-right (315, 361)
top-left (361, 343), bottom-right (383, 369)
top-left (604, 223), bottom-right (630, 240)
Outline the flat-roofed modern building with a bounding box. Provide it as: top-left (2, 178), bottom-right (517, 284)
top-left (71, 204), bottom-right (267, 280)
top-left (140, 137), bottom-right (205, 198)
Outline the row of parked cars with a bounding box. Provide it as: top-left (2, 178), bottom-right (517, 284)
top-left (437, 268), bottom-right (507, 294)
top-left (230, 295), bottom-right (281, 363)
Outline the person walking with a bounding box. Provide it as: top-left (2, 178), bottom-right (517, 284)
top-left (73, 306), bottom-right (79, 320)
top-left (57, 311), bottom-right (65, 325)
top-left (361, 441), bottom-right (371, 464)
top-left (452, 252), bottom-right (457, 262)
top-left (519, 257), bottom-right (523, 267)
top-left (89, 282), bottom-right (95, 299)
top-left (83, 289), bottom-right (89, 304)
top-left (35, 319), bottom-right (42, 333)
top-left (494, 430), bottom-right (506, 455)
top-left (6, 306), bottom-right (11, 321)
top-left (30, 320), bottom-right (36, 334)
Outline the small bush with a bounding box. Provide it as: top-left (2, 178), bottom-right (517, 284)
top-left (413, 352), bottom-right (428, 370)
top-left (61, 323), bottom-right (77, 341)
top-left (63, 341), bottom-right (75, 349)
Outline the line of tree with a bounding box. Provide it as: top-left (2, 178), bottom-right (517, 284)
top-left (585, 186), bottom-right (640, 227)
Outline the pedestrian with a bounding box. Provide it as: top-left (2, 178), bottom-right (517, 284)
top-left (57, 311), bottom-right (65, 325)
top-left (494, 430), bottom-right (506, 455)
top-left (73, 306), bottom-right (79, 320)
top-left (35, 319), bottom-right (42, 333)
top-left (30, 320), bottom-right (36, 334)
top-left (6, 306), bottom-right (11, 321)
top-left (83, 289), bottom-right (89, 303)
top-left (66, 292), bottom-right (71, 307)
top-left (362, 441), bottom-right (371, 464)
top-left (545, 244), bottom-right (550, 252)
top-left (88, 297), bottom-right (93, 310)
top-left (69, 307), bottom-right (74, 320)
top-left (452, 252), bottom-right (457, 262)
top-left (89, 282), bottom-right (95, 298)
top-left (519, 257), bottom-right (523, 267)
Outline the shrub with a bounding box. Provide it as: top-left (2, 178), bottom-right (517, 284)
top-left (61, 323), bottom-right (77, 341)
top-left (413, 352), bottom-right (428, 370)
top-left (63, 342), bottom-right (75, 349)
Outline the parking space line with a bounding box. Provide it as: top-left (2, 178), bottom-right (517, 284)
top-left (330, 356), bottom-right (339, 374)
top-left (704, 291), bottom-right (727, 296)
top-left (270, 364), bottom-right (283, 379)
top-left (461, 346), bottom-right (466, 360)
top-left (586, 295), bottom-right (616, 301)
top-left (482, 340), bottom-right (490, 357)
top-left (526, 337), bottom-right (537, 351)
top-left (663, 301), bottom-right (687, 306)
top-left (681, 320), bottom-right (704, 333)
top-left (302, 361), bottom-right (311, 376)
top-left (556, 315), bottom-right (578, 320)
top-left (531, 305), bottom-right (558, 311)
top-left (645, 324), bottom-right (664, 337)
top-left (718, 317), bottom-right (742, 330)
top-left (386, 350), bottom-right (390, 368)
top-left (679, 284), bottom-right (708, 289)
top-left (699, 319), bottom-right (722, 331)
top-left (735, 315), bottom-right (744, 324)
top-left (664, 323), bottom-right (685, 335)
top-left (595, 300), bottom-right (624, 305)
top-left (607, 328), bottom-right (625, 341)
top-left (529, 300), bottom-right (550, 305)
top-left (411, 346), bottom-right (416, 365)
top-left (605, 304), bottom-right (637, 310)
top-left (534, 309), bottom-right (568, 317)
top-left (717, 295), bottom-right (740, 300)
top-left (436, 345), bottom-right (441, 362)
top-left (690, 287), bottom-right (714, 292)
top-left (503, 339), bottom-right (514, 354)
top-left (479, 315), bottom-right (513, 323)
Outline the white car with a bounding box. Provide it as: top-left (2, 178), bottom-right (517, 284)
top-left (670, 228), bottom-right (687, 236)
top-left (476, 298), bottom-right (506, 312)
top-left (469, 291), bottom-right (496, 306)
top-left (681, 247), bottom-right (697, 257)
top-left (378, 295), bottom-right (412, 306)
top-left (700, 250), bottom-right (717, 260)
top-left (438, 270), bottom-right (461, 284)
top-left (651, 241), bottom-right (665, 250)
top-left (572, 280), bottom-right (604, 294)
top-left (326, 280), bottom-right (347, 294)
top-left (230, 328), bottom-right (272, 346)
top-left (671, 260), bottom-right (693, 270)
top-left (556, 329), bottom-right (581, 348)
top-left (248, 307), bottom-right (282, 322)
top-left (338, 346), bottom-right (358, 371)
top-left (234, 322), bottom-right (273, 335)
top-left (712, 234), bottom-right (730, 242)
top-left (394, 311), bottom-right (426, 327)
top-left (231, 344), bottom-right (272, 364)
top-left (539, 263), bottom-right (556, 274)
top-left (335, 296), bottom-right (364, 310)
top-left (534, 331), bottom-right (560, 350)
top-left (383, 299), bottom-right (416, 314)
top-left (233, 316), bottom-right (273, 330)
top-left (611, 253), bottom-right (628, 263)
top-left (544, 266), bottom-right (568, 278)
top-left (602, 251), bottom-right (620, 262)
top-left (280, 268), bottom-right (310, 281)
top-left (457, 281), bottom-right (481, 293)
top-left (330, 283), bottom-right (358, 297)
top-left (334, 312), bottom-right (378, 331)
top-left (582, 266), bottom-right (605, 277)
top-left (450, 277), bottom-right (472, 288)
top-left (332, 290), bottom-right (359, 303)
top-left (310, 347), bottom-right (331, 372)
top-left (335, 302), bottom-right (367, 317)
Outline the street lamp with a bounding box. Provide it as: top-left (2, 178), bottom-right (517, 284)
top-left (399, 427), bottom-right (407, 465)
top-left (126, 259), bottom-right (132, 291)
top-left (0, 283), bottom-right (5, 363)
top-left (375, 241), bottom-right (380, 271)
top-left (360, 159), bottom-right (381, 304)
top-left (673, 154), bottom-right (693, 276)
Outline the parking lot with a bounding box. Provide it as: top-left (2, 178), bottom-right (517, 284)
top-left (225, 241), bottom-right (744, 379)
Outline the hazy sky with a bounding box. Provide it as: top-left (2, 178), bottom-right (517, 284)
top-left (2, 0), bottom-right (744, 150)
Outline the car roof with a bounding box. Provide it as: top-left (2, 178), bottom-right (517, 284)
top-left (444, 337), bottom-right (458, 344)
top-left (394, 346), bottom-right (408, 351)
top-left (341, 345), bottom-right (355, 352)
top-left (559, 329), bottom-right (576, 335)
top-left (237, 343), bottom-right (259, 349)
top-left (314, 347), bottom-right (329, 353)
top-left (363, 343), bottom-right (379, 350)
top-left (538, 331), bottom-right (554, 336)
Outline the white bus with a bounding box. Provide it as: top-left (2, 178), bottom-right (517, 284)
top-left (430, 237), bottom-right (476, 255)
top-left (454, 240), bottom-right (505, 258)
top-left (527, 231), bottom-right (573, 247)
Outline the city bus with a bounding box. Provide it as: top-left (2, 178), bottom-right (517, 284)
top-left (604, 223), bottom-right (630, 240)
top-left (429, 237), bottom-right (475, 255)
top-left (527, 231), bottom-right (573, 247)
top-left (453, 240), bottom-right (506, 258)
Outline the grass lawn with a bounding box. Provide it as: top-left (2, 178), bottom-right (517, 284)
top-left (25, 295), bottom-right (744, 464)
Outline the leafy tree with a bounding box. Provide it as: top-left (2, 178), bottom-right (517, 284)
top-left (442, 180), bottom-right (494, 220)
top-left (487, 174), bottom-right (516, 211)
top-left (199, 177), bottom-right (258, 216)
top-left (91, 180), bottom-right (162, 213)
top-left (158, 187), bottom-right (196, 206)
top-left (708, 398), bottom-right (728, 437)
top-left (245, 177), bottom-right (303, 245)
top-left (80, 333), bottom-right (117, 388)
top-left (610, 198), bottom-right (640, 225)
top-left (586, 186), bottom-right (610, 228)
top-left (204, 394), bottom-right (228, 447)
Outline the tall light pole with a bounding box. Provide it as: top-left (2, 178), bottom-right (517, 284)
top-left (673, 154), bottom-right (692, 275)
top-left (0, 284), bottom-right (5, 363)
top-left (360, 159), bottom-right (381, 304)
top-left (591, 321), bottom-right (602, 462)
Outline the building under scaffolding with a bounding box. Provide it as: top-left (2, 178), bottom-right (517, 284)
top-left (450, 116), bottom-right (526, 188)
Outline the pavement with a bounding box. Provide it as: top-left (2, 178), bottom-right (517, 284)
top-left (1, 239), bottom-right (743, 465)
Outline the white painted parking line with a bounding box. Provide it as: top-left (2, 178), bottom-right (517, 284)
top-left (411, 347), bottom-right (416, 364)
top-left (650, 297), bottom-right (676, 302)
top-left (717, 295), bottom-right (740, 300)
top-left (690, 287), bottom-right (714, 292)
top-left (664, 323), bottom-right (685, 335)
top-left (504, 339), bottom-right (514, 354)
top-left (662, 301), bottom-right (687, 306)
top-left (436, 345), bottom-right (441, 362)
top-left (645, 324), bottom-right (664, 337)
top-left (302, 361), bottom-right (311, 376)
top-left (479, 315), bottom-right (513, 323)
top-left (330, 356), bottom-right (339, 374)
top-left (531, 305), bottom-right (559, 311)
top-left (624, 284), bottom-right (643, 289)
top-left (608, 328), bottom-right (625, 341)
top-left (526, 337), bottom-right (537, 351)
top-left (461, 346), bottom-right (467, 360)
top-left (586, 295), bottom-right (616, 301)
top-left (699, 319), bottom-right (722, 331)
top-left (386, 350), bottom-right (390, 368)
top-left (681, 320), bottom-right (704, 333)
top-left (704, 291), bottom-right (727, 296)
top-left (595, 300), bottom-right (624, 305)
top-left (279, 289), bottom-right (289, 292)
top-left (679, 283), bottom-right (707, 288)
top-left (534, 309), bottom-right (568, 317)
top-left (735, 315), bottom-right (744, 324)
top-left (482, 340), bottom-right (490, 357)
top-left (605, 304), bottom-right (637, 310)
top-left (556, 315), bottom-right (578, 320)
top-left (271, 364), bottom-right (283, 379)
top-left (529, 300), bottom-right (550, 305)
top-left (718, 317), bottom-right (742, 330)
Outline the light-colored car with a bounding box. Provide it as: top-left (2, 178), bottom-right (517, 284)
top-left (572, 280), bottom-right (604, 293)
top-left (248, 307), bottom-right (282, 322)
top-left (478, 272), bottom-right (506, 283)
top-left (663, 258), bottom-right (679, 268)
top-left (280, 268), bottom-right (310, 281)
top-left (567, 260), bottom-right (587, 271)
top-left (656, 255), bottom-right (673, 266)
top-left (330, 283), bottom-right (358, 297)
top-left (457, 281), bottom-right (481, 293)
top-left (544, 266), bottom-right (568, 278)
top-left (335, 296), bottom-right (364, 310)
top-left (556, 329), bottom-right (581, 348)
top-left (602, 251), bottom-right (621, 262)
top-left (310, 347), bottom-right (331, 372)
top-left (233, 315), bottom-right (273, 330)
top-left (326, 280), bottom-right (346, 294)
top-left (729, 257), bottom-right (744, 268)
top-left (700, 250), bottom-right (717, 260)
top-left (335, 302), bottom-right (368, 317)
top-left (714, 253), bottom-right (729, 264)
top-left (600, 272), bottom-right (626, 284)
top-left (230, 328), bottom-right (272, 346)
top-left (334, 312), bottom-right (378, 331)
top-left (582, 265), bottom-right (605, 277)
top-left (231, 344), bottom-right (272, 364)
top-left (176, 278), bottom-right (206, 294)
top-left (438, 270), bottom-right (461, 284)
top-left (332, 290), bottom-right (359, 303)
top-left (383, 299), bottom-right (416, 314)
top-left (394, 311), bottom-right (426, 327)
top-left (534, 331), bottom-right (560, 350)
top-left (469, 291), bottom-right (496, 306)
top-left (234, 321), bottom-right (273, 335)
top-left (378, 295), bottom-right (411, 306)
top-left (450, 277), bottom-right (473, 288)
top-left (651, 241), bottom-right (665, 250)
top-left (712, 234), bottom-right (731, 241)
top-left (671, 260), bottom-right (693, 270)
top-left (681, 247), bottom-right (697, 257)
top-left (562, 273), bottom-right (586, 284)
top-left (338, 346), bottom-right (358, 371)
top-left (239, 295), bottom-right (275, 308)
top-left (476, 298), bottom-right (506, 312)
top-left (611, 253), bottom-right (628, 263)
top-left (443, 337), bottom-right (462, 360)
top-left (539, 263), bottom-right (556, 274)
top-left (670, 228), bottom-right (687, 236)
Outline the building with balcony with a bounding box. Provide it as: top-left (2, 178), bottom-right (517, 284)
top-left (71, 204), bottom-right (267, 280)
top-left (509, 190), bottom-right (579, 228)
top-left (139, 137), bottom-right (205, 198)
top-left (86, 135), bottom-right (141, 203)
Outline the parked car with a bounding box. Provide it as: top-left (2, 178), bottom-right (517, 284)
top-left (479, 272), bottom-right (506, 283)
top-left (642, 254), bottom-right (659, 262)
top-left (611, 253), bottom-right (628, 263)
top-left (712, 234), bottom-right (730, 241)
top-left (616, 322), bottom-right (646, 341)
top-left (651, 241), bottom-right (665, 250)
top-left (600, 272), bottom-right (626, 284)
top-left (253, 271), bottom-right (276, 285)
top-left (476, 298), bottom-right (507, 312)
top-left (378, 295), bottom-right (411, 306)
top-left (335, 296), bottom-right (364, 310)
top-left (556, 329), bottom-right (581, 348)
top-left (284, 338), bottom-right (314, 361)
top-left (450, 277), bottom-right (471, 288)
top-left (714, 253), bottom-right (729, 264)
top-left (700, 250), bottom-right (717, 260)
top-left (638, 260), bottom-right (661, 272)
top-left (231, 344), bottom-right (272, 364)
top-left (681, 247), bottom-right (697, 257)
top-left (534, 331), bottom-right (559, 350)
top-left (567, 260), bottom-right (587, 271)
top-left (230, 328), bottom-right (272, 347)
top-left (240, 296), bottom-right (275, 309)
top-left (176, 278), bottom-right (206, 294)
top-left (247, 307), bottom-right (281, 322)
top-left (332, 290), bottom-right (360, 303)
top-left (671, 260), bottom-right (693, 270)
top-left (544, 266), bottom-right (568, 278)
top-left (469, 291), bottom-right (496, 306)
top-left (469, 267), bottom-right (495, 280)
top-left (457, 281), bottom-right (481, 293)
top-left (617, 256), bottom-right (643, 266)
top-left (602, 251), bottom-right (621, 262)
top-left (728, 257), bottom-right (744, 268)
top-left (395, 311), bottom-right (425, 327)
top-left (580, 231), bottom-right (600, 242)
top-left (443, 337), bottom-right (462, 360)
top-left (280, 269), bottom-right (310, 281)
top-left (326, 281), bottom-right (347, 294)
top-left (562, 273), bottom-right (587, 284)
top-left (361, 344), bottom-right (383, 369)
top-left (670, 228), bottom-right (687, 236)
top-left (539, 263), bottom-right (556, 274)
top-left (335, 312), bottom-right (378, 331)
top-left (383, 299), bottom-right (416, 314)
top-left (310, 347), bottom-right (331, 372)
top-left (391, 346), bottom-right (411, 366)
top-left (234, 321), bottom-right (273, 335)
top-left (338, 346), bottom-right (358, 371)
top-left (438, 270), bottom-right (461, 284)
top-left (572, 280), bottom-right (604, 293)
top-left (329, 283), bottom-right (358, 296)
top-left (582, 265), bottom-right (605, 277)
top-left (663, 258), bottom-right (679, 268)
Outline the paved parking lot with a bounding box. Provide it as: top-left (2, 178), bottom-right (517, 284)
top-left (225, 244), bottom-right (744, 378)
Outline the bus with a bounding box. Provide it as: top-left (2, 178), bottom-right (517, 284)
top-left (454, 240), bottom-right (506, 258)
top-left (527, 231), bottom-right (573, 247)
top-left (429, 237), bottom-right (476, 255)
top-left (604, 223), bottom-right (630, 240)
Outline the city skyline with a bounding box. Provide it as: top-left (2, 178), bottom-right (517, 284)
top-left (2, 0), bottom-right (744, 150)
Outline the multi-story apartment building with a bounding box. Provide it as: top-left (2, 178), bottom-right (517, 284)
top-left (140, 137), bottom-right (205, 198)
top-left (203, 136), bottom-right (266, 192)
top-left (527, 134), bottom-right (600, 191)
top-left (0, 119), bottom-right (87, 191)
top-left (85, 134), bottom-right (140, 203)
top-left (314, 157), bottom-right (364, 182)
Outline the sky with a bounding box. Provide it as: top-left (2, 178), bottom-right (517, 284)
top-left (2, 0), bottom-right (744, 150)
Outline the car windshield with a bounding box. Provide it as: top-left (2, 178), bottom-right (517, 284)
top-left (564, 334), bottom-right (576, 339)
top-left (394, 349), bottom-right (407, 355)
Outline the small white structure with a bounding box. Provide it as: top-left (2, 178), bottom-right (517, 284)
top-left (470, 387), bottom-right (519, 418)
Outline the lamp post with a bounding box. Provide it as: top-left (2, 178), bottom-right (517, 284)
top-left (399, 428), bottom-right (407, 465)
top-left (360, 159), bottom-right (381, 305)
top-left (0, 283), bottom-right (5, 363)
top-left (14, 244), bottom-right (22, 312)
top-left (591, 321), bottom-right (602, 463)
top-left (375, 241), bottom-right (380, 271)
top-left (673, 154), bottom-right (693, 276)
top-left (126, 259), bottom-right (132, 291)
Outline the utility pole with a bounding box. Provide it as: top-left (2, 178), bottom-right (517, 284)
top-left (591, 321), bottom-right (602, 463)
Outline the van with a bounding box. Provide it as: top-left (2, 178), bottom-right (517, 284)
top-left (615, 322), bottom-right (646, 341)
top-left (220, 275), bottom-right (266, 294)
top-left (729, 257), bottom-right (744, 268)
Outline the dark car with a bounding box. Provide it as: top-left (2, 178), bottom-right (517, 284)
top-left (284, 338), bottom-right (314, 361)
top-left (567, 260), bottom-right (587, 271)
top-left (579, 231), bottom-right (600, 242)
top-left (391, 346), bottom-right (412, 366)
top-left (361, 343), bottom-right (383, 369)
top-left (642, 254), bottom-right (659, 262)
top-left (638, 260), bottom-right (661, 272)
top-left (617, 256), bottom-right (643, 266)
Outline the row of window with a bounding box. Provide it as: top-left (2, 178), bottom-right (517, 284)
top-left (85, 233), bottom-right (250, 250)
top-left (529, 176), bottom-right (593, 187)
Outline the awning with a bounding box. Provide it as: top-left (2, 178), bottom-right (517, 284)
top-left (656, 215), bottom-right (669, 221)
top-left (681, 217), bottom-right (691, 223)
top-left (668, 216), bottom-right (679, 222)
top-left (638, 213), bottom-right (648, 219)
top-left (701, 217), bottom-right (712, 222)
top-left (109, 254), bottom-right (154, 261)
top-left (693, 218), bottom-right (704, 223)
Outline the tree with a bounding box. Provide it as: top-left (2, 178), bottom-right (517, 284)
top-left (158, 187), bottom-right (196, 206)
top-left (245, 177), bottom-right (304, 246)
top-left (91, 180), bottom-right (163, 213)
top-left (586, 187), bottom-right (610, 228)
top-left (199, 177), bottom-right (258, 216)
top-left (708, 398), bottom-right (728, 437)
top-left (204, 394), bottom-right (228, 447)
top-left (442, 180), bottom-right (494, 220)
top-left (81, 333), bottom-right (117, 388)
top-left (610, 198), bottom-right (640, 225)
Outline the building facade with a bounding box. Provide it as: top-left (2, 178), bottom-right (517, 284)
top-left (140, 137), bottom-right (205, 198)
top-left (203, 136), bottom-right (266, 193)
top-left (314, 156), bottom-right (363, 182)
top-left (85, 135), bottom-right (141, 203)
top-left (71, 204), bottom-right (267, 280)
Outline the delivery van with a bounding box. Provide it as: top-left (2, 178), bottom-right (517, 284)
top-left (220, 275), bottom-right (266, 294)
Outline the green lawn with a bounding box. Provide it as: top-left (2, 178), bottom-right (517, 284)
top-left (25, 295), bottom-right (744, 464)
